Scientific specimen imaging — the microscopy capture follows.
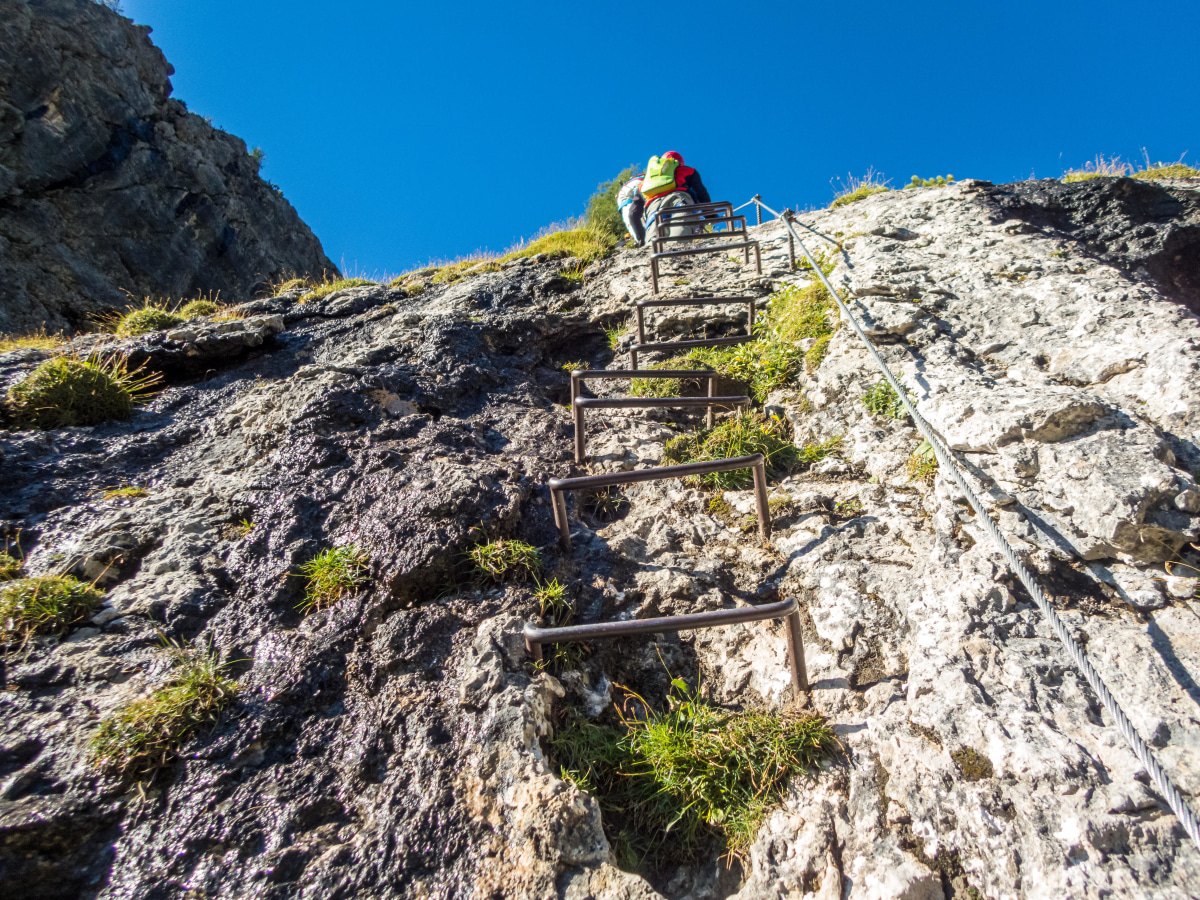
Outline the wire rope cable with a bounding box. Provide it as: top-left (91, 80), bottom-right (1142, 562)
top-left (745, 196), bottom-right (1200, 853)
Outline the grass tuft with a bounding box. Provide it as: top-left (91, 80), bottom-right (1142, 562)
top-left (298, 545), bottom-right (370, 613)
top-left (0, 328), bottom-right (67, 353)
top-left (90, 643), bottom-right (238, 779)
top-left (0, 575), bottom-right (105, 644)
top-left (604, 322), bottom-right (625, 351)
top-left (177, 299), bottom-right (221, 318)
top-left (1063, 151), bottom-right (1199, 183)
top-left (300, 277), bottom-right (376, 303)
top-left (551, 677), bottom-right (838, 866)
top-left (534, 577), bottom-right (572, 623)
top-left (664, 411), bottom-right (798, 490)
top-left (114, 300), bottom-right (186, 337)
top-left (0, 552), bottom-right (21, 581)
top-left (6, 352), bottom-right (161, 430)
top-left (469, 538), bottom-right (542, 583)
top-left (830, 168), bottom-right (891, 209)
top-left (797, 435), bottom-right (842, 465)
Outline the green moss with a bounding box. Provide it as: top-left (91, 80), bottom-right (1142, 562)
top-left (298, 545), bottom-right (370, 613)
top-left (707, 497), bottom-right (732, 518)
top-left (664, 411), bottom-right (798, 490)
top-left (6, 353), bottom-right (160, 430)
top-left (551, 677), bottom-right (837, 867)
top-left (115, 302), bottom-right (186, 337)
top-left (951, 747), bottom-right (994, 781)
top-left (0, 575), bottom-right (105, 643)
top-left (90, 644), bottom-right (238, 779)
top-left (469, 538), bottom-right (542, 583)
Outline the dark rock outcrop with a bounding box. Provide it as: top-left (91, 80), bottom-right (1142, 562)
top-left (0, 0), bottom-right (337, 334)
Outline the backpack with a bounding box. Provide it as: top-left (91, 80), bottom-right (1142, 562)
top-left (640, 155), bottom-right (680, 200)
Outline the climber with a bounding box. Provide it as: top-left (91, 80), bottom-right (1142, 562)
top-left (616, 172), bottom-right (647, 246)
top-left (640, 151), bottom-right (711, 244)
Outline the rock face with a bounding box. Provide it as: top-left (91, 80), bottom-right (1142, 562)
top-left (1, 175), bottom-right (1199, 900)
top-left (0, 0), bottom-right (336, 334)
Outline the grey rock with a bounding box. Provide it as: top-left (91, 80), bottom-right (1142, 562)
top-left (0, 0), bottom-right (335, 333)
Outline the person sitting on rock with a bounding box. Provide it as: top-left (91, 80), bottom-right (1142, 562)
top-left (616, 172), bottom-right (647, 246)
top-left (640, 151), bottom-right (711, 244)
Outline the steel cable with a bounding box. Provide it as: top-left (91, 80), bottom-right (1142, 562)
top-left (745, 196), bottom-right (1200, 853)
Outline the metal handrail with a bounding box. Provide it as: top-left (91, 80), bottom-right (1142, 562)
top-left (651, 240), bottom-right (761, 294)
top-left (548, 453), bottom-right (770, 550)
top-left (741, 192), bottom-right (1200, 853)
top-left (525, 596), bottom-right (808, 693)
top-left (636, 295), bottom-right (757, 345)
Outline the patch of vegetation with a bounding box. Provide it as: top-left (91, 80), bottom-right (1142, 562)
top-left (561, 360), bottom-right (587, 373)
top-left (298, 545), bottom-right (370, 613)
top-left (834, 498), bottom-right (863, 517)
top-left (271, 276), bottom-right (310, 296)
top-left (830, 169), bottom-right (891, 209)
top-left (0, 552), bottom-right (21, 581)
top-left (104, 486), bottom-right (148, 500)
top-left (707, 497), bottom-right (732, 517)
top-left (469, 538), bottom-right (542, 583)
top-left (805, 334), bottom-right (833, 372)
top-left (0, 575), bottom-right (105, 644)
top-left (300, 277), bottom-right (376, 303)
top-left (177, 298), bottom-right (221, 318)
top-left (1136, 162), bottom-right (1200, 180)
top-left (562, 262), bottom-right (589, 284)
top-left (6, 352), bottom-right (160, 430)
top-left (581, 486), bottom-right (630, 524)
top-left (797, 435), bottom-right (842, 466)
top-left (0, 328), bottom-right (67, 353)
top-left (1062, 151), bottom-right (1199, 183)
top-left (951, 747), bottom-right (994, 781)
top-left (534, 577), bottom-right (572, 623)
top-left (629, 357), bottom-right (710, 399)
top-left (862, 379), bottom-right (910, 419)
top-left (114, 300), bottom-right (186, 337)
top-left (504, 222), bottom-right (617, 267)
top-left (906, 440), bottom-right (938, 483)
top-left (221, 518), bottom-right (254, 541)
top-left (90, 643), bottom-right (238, 779)
top-left (664, 411), bottom-right (798, 490)
top-left (604, 323), bottom-right (625, 351)
top-left (905, 174), bottom-right (955, 188)
top-left (584, 164), bottom-right (640, 238)
top-left (551, 677), bottom-right (838, 867)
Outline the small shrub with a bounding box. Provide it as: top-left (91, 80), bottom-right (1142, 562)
top-left (104, 486), bottom-right (148, 500)
top-left (551, 677), bottom-right (837, 866)
top-left (584, 164), bottom-right (640, 238)
top-left (0, 575), bottom-right (105, 643)
top-left (534, 578), bottom-right (572, 623)
top-left (906, 440), bottom-right (938, 482)
top-left (862, 379), bottom-right (909, 419)
top-left (664, 411), bottom-right (798, 490)
top-left (469, 538), bottom-right (542, 583)
top-left (0, 328), bottom-right (67, 353)
top-left (300, 277), bottom-right (375, 303)
top-left (115, 300), bottom-right (186, 337)
top-left (90, 644), bottom-right (238, 779)
top-left (905, 174), bottom-right (954, 188)
top-left (298, 545), bottom-right (370, 613)
top-left (6, 353), bottom-right (160, 430)
top-left (830, 169), bottom-right (891, 209)
top-left (797, 435), bottom-right (842, 466)
top-left (951, 747), bottom-right (994, 781)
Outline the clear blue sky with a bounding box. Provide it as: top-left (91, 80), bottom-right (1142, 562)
top-left (120, 0), bottom-right (1199, 277)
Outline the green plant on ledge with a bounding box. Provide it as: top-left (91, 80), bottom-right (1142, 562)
top-left (830, 169), bottom-right (891, 209)
top-left (0, 574), bottom-right (105, 644)
top-left (905, 174), bottom-right (955, 188)
top-left (664, 411), bottom-right (799, 490)
top-left (469, 538), bottom-right (543, 583)
top-left (551, 675), bottom-right (838, 868)
top-left (90, 642), bottom-right (239, 780)
top-left (862, 379), bottom-right (910, 419)
top-left (298, 545), bottom-right (370, 613)
top-left (6, 352), bottom-right (161, 430)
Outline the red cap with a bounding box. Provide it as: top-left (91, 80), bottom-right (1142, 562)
top-left (664, 151), bottom-right (683, 164)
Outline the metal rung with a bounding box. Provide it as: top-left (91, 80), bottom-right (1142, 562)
top-left (524, 596), bottom-right (807, 693)
top-left (548, 453), bottom-right (771, 549)
top-left (651, 240), bottom-right (761, 293)
top-left (629, 334), bottom-right (756, 370)
top-left (636, 296), bottom-right (757, 349)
